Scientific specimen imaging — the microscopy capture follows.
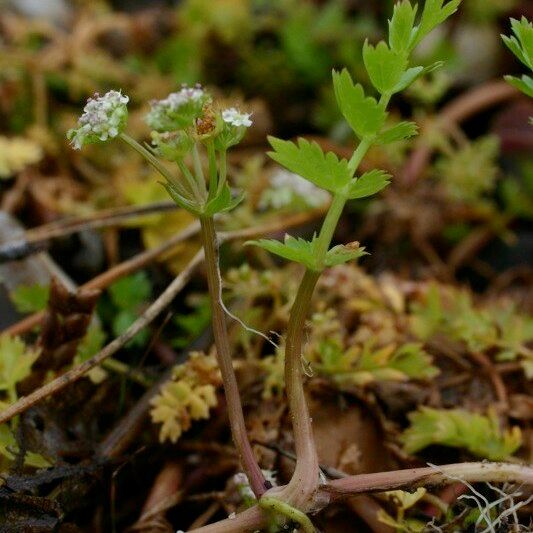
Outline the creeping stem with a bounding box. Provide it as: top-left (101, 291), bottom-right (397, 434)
top-left (199, 216), bottom-right (266, 497)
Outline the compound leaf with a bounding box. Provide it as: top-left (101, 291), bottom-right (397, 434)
top-left (401, 407), bottom-right (522, 460)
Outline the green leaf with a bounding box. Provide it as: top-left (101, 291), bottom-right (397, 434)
top-left (386, 343), bottom-right (439, 380)
top-left (9, 283), bottom-right (49, 313)
top-left (375, 121), bottom-right (418, 145)
top-left (392, 62), bottom-right (443, 93)
top-left (203, 184), bottom-right (244, 215)
top-left (346, 169), bottom-right (391, 199)
top-left (0, 334), bottom-right (40, 391)
top-left (332, 69), bottom-right (387, 139)
top-left (501, 17), bottom-right (533, 70)
top-left (388, 0), bottom-right (418, 53)
top-left (400, 407), bottom-right (522, 461)
top-left (411, 0), bottom-right (462, 49)
top-left (246, 234), bottom-right (320, 271)
top-left (324, 242), bottom-right (367, 267)
top-left (161, 181), bottom-right (201, 215)
top-left (317, 340), bottom-right (438, 387)
top-left (267, 136), bottom-right (352, 193)
top-left (108, 271), bottom-right (151, 311)
top-left (363, 40), bottom-right (408, 95)
top-left (504, 74), bottom-right (533, 98)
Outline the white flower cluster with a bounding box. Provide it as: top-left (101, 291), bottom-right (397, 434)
top-left (68, 90), bottom-right (129, 150)
top-left (157, 85), bottom-right (205, 112)
top-left (260, 169), bottom-right (330, 210)
top-left (146, 84), bottom-right (207, 131)
top-left (222, 107), bottom-right (253, 128)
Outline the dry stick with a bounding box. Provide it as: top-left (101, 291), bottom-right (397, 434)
top-left (0, 250), bottom-right (204, 426)
top-left (0, 201), bottom-right (178, 263)
top-left (401, 81), bottom-right (519, 187)
top-left (2, 221), bottom-right (201, 337)
top-left (0, 210), bottom-right (325, 426)
top-left (190, 462), bottom-right (533, 533)
top-left (25, 201), bottom-right (177, 238)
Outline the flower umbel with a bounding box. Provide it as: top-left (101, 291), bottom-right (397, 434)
top-left (146, 84), bottom-right (210, 132)
top-left (67, 90), bottom-right (129, 150)
top-left (215, 107), bottom-right (253, 150)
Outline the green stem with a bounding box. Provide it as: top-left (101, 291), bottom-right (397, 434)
top-left (259, 496), bottom-right (315, 533)
top-left (314, 193), bottom-right (346, 263)
top-left (199, 216), bottom-right (266, 498)
top-left (192, 143), bottom-right (207, 197)
top-left (207, 141), bottom-right (218, 200)
top-left (177, 159), bottom-right (204, 202)
top-left (348, 137), bottom-right (371, 174)
top-left (277, 269), bottom-right (321, 510)
top-left (279, 134), bottom-right (375, 510)
top-left (119, 133), bottom-right (190, 199)
top-left (217, 149), bottom-right (227, 195)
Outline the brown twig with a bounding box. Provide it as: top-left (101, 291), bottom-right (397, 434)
top-left (0, 200), bottom-right (178, 262)
top-left (137, 462), bottom-right (183, 524)
top-left (0, 251), bottom-right (204, 426)
top-left (2, 221), bottom-right (201, 336)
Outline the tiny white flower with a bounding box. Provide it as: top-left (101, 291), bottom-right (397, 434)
top-left (222, 107), bottom-right (253, 128)
top-left (67, 90), bottom-right (129, 149)
top-left (146, 84), bottom-right (209, 132)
